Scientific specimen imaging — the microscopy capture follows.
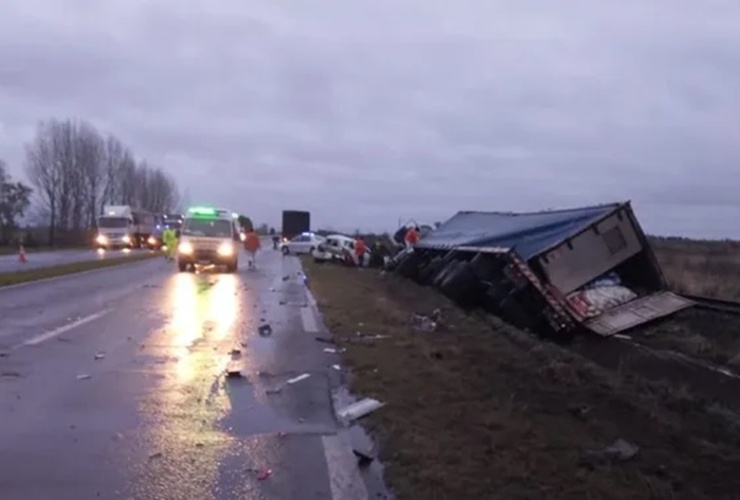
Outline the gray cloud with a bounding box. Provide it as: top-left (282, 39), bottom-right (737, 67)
top-left (1, 0), bottom-right (740, 237)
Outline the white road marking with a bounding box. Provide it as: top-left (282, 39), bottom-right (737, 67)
top-left (322, 433), bottom-right (369, 500)
top-left (306, 289), bottom-right (318, 307)
top-left (301, 306), bottom-right (319, 333)
top-left (19, 309), bottom-right (111, 348)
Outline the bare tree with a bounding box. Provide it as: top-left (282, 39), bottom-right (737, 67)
top-left (25, 117), bottom-right (182, 245)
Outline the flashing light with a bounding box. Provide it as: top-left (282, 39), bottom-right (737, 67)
top-left (188, 206), bottom-right (217, 216)
top-left (178, 242), bottom-right (194, 254)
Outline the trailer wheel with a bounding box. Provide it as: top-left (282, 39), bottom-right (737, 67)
top-left (418, 256), bottom-right (444, 285)
top-left (433, 260), bottom-right (463, 289)
top-left (394, 251), bottom-right (422, 279)
top-left (440, 262), bottom-right (480, 307)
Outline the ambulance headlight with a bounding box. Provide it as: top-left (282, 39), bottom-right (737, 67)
top-left (178, 242), bottom-right (193, 254)
top-left (217, 243), bottom-right (234, 256)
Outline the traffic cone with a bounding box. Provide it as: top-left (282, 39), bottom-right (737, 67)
top-left (18, 244), bottom-right (27, 264)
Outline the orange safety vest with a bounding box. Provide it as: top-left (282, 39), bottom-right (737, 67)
top-left (355, 239), bottom-right (366, 257)
top-left (244, 232), bottom-right (261, 252)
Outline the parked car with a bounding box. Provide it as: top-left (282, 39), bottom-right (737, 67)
top-left (280, 232), bottom-right (325, 255)
top-left (312, 234), bottom-right (371, 266)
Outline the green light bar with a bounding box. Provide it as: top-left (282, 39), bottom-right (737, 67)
top-left (188, 206), bottom-right (216, 216)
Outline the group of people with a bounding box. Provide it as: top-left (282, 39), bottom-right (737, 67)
top-left (351, 225), bottom-right (420, 268)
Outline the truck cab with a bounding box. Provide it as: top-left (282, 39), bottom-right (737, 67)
top-left (177, 207), bottom-right (240, 273)
top-left (96, 206), bottom-right (135, 249)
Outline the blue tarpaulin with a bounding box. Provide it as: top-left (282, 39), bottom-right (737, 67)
top-left (417, 203), bottom-right (626, 259)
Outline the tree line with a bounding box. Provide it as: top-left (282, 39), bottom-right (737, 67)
top-left (19, 118), bottom-right (181, 246)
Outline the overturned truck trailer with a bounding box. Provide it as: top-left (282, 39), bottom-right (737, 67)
top-left (393, 202), bottom-right (694, 337)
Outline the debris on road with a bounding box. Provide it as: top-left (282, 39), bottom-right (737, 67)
top-left (148, 452), bottom-right (163, 460)
top-left (229, 348), bottom-right (242, 356)
top-left (410, 309), bottom-right (443, 332)
top-left (1, 371), bottom-right (21, 378)
top-left (94, 352), bottom-right (105, 360)
top-left (286, 373), bottom-right (311, 384)
top-left (282, 275), bottom-right (290, 281)
top-left (352, 445), bottom-right (376, 465)
top-left (332, 364), bottom-right (341, 371)
top-left (76, 374), bottom-right (92, 380)
top-left (225, 365), bottom-right (243, 378)
top-left (337, 398), bottom-right (385, 422)
top-left (265, 387), bottom-right (282, 395)
top-left (315, 336), bottom-right (336, 344)
top-left (323, 347), bottom-right (345, 354)
top-left (256, 468), bottom-right (272, 480)
top-left (258, 324), bottom-right (273, 336)
top-left (0, 351), bottom-right (9, 358)
top-left (579, 439), bottom-right (640, 468)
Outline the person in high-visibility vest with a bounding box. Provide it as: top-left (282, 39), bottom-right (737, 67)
top-left (244, 229), bottom-right (261, 268)
top-left (354, 236), bottom-right (367, 267)
top-left (404, 226), bottom-right (420, 248)
top-left (162, 227), bottom-right (177, 260)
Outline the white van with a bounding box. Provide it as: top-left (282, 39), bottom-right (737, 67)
top-left (177, 207), bottom-right (241, 273)
top-left (312, 234), bottom-right (371, 266)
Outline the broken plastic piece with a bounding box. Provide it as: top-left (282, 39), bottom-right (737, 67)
top-left (230, 348), bottom-right (241, 356)
top-left (94, 352), bottom-right (105, 360)
top-left (76, 374), bottom-right (92, 380)
top-left (257, 469), bottom-right (272, 480)
top-left (353, 447), bottom-right (375, 465)
top-left (332, 364), bottom-right (341, 371)
top-left (323, 348), bottom-right (337, 353)
top-left (336, 398), bottom-right (385, 421)
top-left (287, 373), bottom-right (310, 384)
top-left (266, 388), bottom-right (282, 395)
top-left (258, 324), bottom-right (273, 336)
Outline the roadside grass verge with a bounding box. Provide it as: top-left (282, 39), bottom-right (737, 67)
top-left (303, 258), bottom-right (740, 500)
top-left (0, 252), bottom-right (158, 287)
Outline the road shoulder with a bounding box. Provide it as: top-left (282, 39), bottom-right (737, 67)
top-left (302, 258), bottom-right (740, 499)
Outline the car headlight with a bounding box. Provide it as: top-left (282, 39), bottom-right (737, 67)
top-left (178, 242), bottom-right (193, 254)
top-left (122, 235), bottom-right (131, 243)
top-left (96, 234), bottom-right (107, 244)
top-left (147, 237), bottom-right (156, 244)
top-left (217, 243), bottom-right (234, 256)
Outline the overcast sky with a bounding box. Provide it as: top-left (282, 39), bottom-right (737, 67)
top-left (1, 1), bottom-right (739, 237)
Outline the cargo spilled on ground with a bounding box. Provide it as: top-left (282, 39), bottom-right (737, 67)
top-left (300, 202), bottom-right (740, 499)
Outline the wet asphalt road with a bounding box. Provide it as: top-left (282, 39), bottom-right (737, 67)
top-left (0, 248), bottom-right (146, 273)
top-left (0, 249), bottom-right (371, 499)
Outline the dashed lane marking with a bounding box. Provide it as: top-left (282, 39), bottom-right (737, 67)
top-left (17, 309), bottom-right (111, 348)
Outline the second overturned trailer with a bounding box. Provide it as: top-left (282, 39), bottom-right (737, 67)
top-left (393, 202), bottom-right (694, 336)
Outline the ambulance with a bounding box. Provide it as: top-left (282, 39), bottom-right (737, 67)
top-left (177, 207), bottom-right (241, 272)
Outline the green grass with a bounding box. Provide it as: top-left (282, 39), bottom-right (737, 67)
top-left (0, 252), bottom-right (159, 287)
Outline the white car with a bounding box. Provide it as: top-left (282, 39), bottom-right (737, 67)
top-left (312, 234), bottom-right (371, 266)
top-left (280, 232), bottom-right (325, 255)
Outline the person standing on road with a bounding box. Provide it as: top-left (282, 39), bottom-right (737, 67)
top-left (162, 227), bottom-right (176, 260)
top-left (244, 229), bottom-right (261, 269)
top-left (354, 236), bottom-right (367, 268)
top-left (404, 226), bottom-right (420, 248)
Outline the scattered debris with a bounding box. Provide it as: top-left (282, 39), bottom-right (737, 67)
top-left (580, 438), bottom-right (640, 468)
top-left (266, 388), bottom-right (282, 395)
top-left (323, 347), bottom-right (344, 354)
top-left (287, 373), bottom-right (311, 384)
top-left (348, 332), bottom-right (391, 343)
top-left (567, 403), bottom-right (593, 420)
top-left (225, 366), bottom-right (243, 378)
top-left (410, 309), bottom-right (443, 332)
top-left (613, 334), bottom-right (632, 340)
top-left (332, 364), bottom-right (341, 371)
top-left (256, 468), bottom-right (272, 480)
top-left (0, 351), bottom-right (9, 358)
top-left (149, 452), bottom-right (163, 460)
top-left (315, 337), bottom-right (336, 344)
top-left (229, 348), bottom-right (242, 356)
top-left (94, 352), bottom-right (105, 360)
top-left (57, 337), bottom-right (71, 343)
top-left (76, 374), bottom-right (92, 380)
top-left (258, 324), bottom-right (273, 336)
top-left (352, 445), bottom-right (376, 465)
top-left (337, 398), bottom-right (385, 422)
top-left (1, 371), bottom-right (21, 378)
top-left (282, 275), bottom-right (290, 281)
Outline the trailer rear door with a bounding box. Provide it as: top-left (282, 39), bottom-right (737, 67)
top-left (584, 291), bottom-right (695, 336)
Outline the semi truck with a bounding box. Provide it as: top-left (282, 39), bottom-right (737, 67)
top-left (95, 205), bottom-right (155, 249)
top-left (281, 210), bottom-right (311, 241)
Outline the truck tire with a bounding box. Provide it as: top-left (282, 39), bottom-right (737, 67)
top-left (432, 260), bottom-right (463, 289)
top-left (418, 256), bottom-right (444, 285)
top-left (394, 251), bottom-right (422, 279)
top-left (439, 261), bottom-right (479, 307)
